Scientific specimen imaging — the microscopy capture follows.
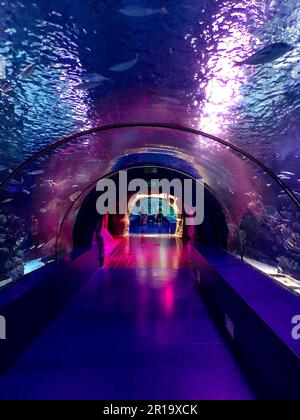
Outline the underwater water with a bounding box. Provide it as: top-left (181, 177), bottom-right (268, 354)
top-left (0, 0), bottom-right (299, 291)
top-left (0, 0), bottom-right (299, 191)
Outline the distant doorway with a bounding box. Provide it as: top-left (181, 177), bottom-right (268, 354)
top-left (129, 195), bottom-right (179, 236)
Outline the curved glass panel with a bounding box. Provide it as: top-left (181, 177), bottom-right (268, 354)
top-left (0, 125), bottom-right (299, 294)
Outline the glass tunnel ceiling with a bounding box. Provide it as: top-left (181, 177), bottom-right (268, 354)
top-left (0, 0), bottom-right (300, 196)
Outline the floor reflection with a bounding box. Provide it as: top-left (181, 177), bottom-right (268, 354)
top-left (103, 236), bottom-right (192, 270)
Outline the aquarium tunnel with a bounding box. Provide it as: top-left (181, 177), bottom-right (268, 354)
top-left (0, 0), bottom-right (300, 401)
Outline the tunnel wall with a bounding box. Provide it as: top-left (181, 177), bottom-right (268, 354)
top-left (0, 249), bottom-right (96, 375)
top-left (193, 246), bottom-right (300, 400)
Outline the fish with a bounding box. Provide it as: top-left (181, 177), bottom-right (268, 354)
top-left (110, 54), bottom-right (139, 72)
top-left (278, 174), bottom-right (291, 180)
top-left (235, 42), bottom-right (294, 66)
top-left (0, 85), bottom-right (12, 94)
top-left (69, 191), bottom-right (82, 202)
top-left (292, 64), bottom-right (300, 80)
top-left (43, 238), bottom-right (56, 250)
top-left (75, 80), bottom-right (107, 90)
top-left (27, 170), bottom-right (44, 175)
top-left (20, 62), bottom-right (37, 80)
top-left (119, 6), bottom-right (167, 17)
top-left (2, 198), bottom-right (13, 203)
top-left (158, 96), bottom-right (181, 104)
top-left (0, 165), bottom-right (7, 171)
top-left (281, 171), bottom-right (295, 176)
top-left (81, 73), bottom-right (111, 83)
top-left (9, 177), bottom-right (24, 185)
top-left (51, 11), bottom-right (62, 17)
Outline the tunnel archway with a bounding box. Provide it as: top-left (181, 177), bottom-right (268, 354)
top-left (69, 164), bottom-right (232, 257)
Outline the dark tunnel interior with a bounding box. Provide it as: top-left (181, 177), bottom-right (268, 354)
top-left (72, 166), bottom-right (229, 255)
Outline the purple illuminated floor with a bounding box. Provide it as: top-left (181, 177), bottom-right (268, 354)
top-left (0, 237), bottom-right (256, 399)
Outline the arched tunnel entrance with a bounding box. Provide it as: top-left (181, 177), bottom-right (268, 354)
top-left (0, 123), bottom-right (300, 400)
top-left (128, 193), bottom-right (179, 236)
top-left (70, 164), bottom-right (230, 261)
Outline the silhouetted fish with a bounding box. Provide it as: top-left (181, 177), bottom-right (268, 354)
top-left (0, 84), bottom-right (12, 94)
top-left (0, 74), bottom-right (12, 92)
top-left (81, 73), bottom-right (111, 83)
top-left (69, 191), bottom-right (82, 202)
top-left (278, 174), bottom-right (291, 180)
top-left (110, 54), bottom-right (139, 72)
top-left (119, 6), bottom-right (167, 17)
top-left (292, 63), bottom-right (300, 79)
top-left (27, 170), bottom-right (44, 175)
top-left (235, 42), bottom-right (293, 66)
top-left (75, 81), bottom-right (106, 90)
top-left (20, 62), bottom-right (37, 79)
top-left (281, 171), bottom-right (295, 176)
top-left (158, 96), bottom-right (181, 104)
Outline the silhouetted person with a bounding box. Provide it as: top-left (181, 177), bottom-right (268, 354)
top-left (156, 212), bottom-right (163, 225)
top-left (95, 221), bottom-right (105, 267)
